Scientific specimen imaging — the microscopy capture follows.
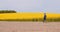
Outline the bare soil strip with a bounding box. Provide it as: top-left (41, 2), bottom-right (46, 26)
top-left (0, 21), bottom-right (60, 32)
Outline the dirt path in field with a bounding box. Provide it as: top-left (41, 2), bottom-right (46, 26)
top-left (0, 21), bottom-right (60, 32)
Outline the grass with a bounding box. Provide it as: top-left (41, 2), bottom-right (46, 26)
top-left (46, 18), bottom-right (60, 22)
top-left (0, 18), bottom-right (60, 22)
top-left (0, 18), bottom-right (43, 22)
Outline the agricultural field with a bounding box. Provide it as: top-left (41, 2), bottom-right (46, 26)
top-left (0, 12), bottom-right (44, 21)
top-left (0, 12), bottom-right (60, 22)
top-left (46, 13), bottom-right (60, 21)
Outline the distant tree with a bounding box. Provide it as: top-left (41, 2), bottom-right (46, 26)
top-left (0, 10), bottom-right (16, 13)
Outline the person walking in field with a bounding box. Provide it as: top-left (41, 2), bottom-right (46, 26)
top-left (43, 13), bottom-right (46, 22)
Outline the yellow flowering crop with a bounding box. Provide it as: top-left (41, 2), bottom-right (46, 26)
top-left (0, 12), bottom-right (44, 19)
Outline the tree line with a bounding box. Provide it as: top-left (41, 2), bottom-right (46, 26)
top-left (0, 10), bottom-right (16, 13)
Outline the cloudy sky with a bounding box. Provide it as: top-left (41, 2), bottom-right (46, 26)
top-left (0, 0), bottom-right (60, 13)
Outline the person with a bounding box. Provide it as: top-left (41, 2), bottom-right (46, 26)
top-left (43, 13), bottom-right (46, 22)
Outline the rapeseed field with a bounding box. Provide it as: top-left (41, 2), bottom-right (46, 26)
top-left (46, 13), bottom-right (60, 21)
top-left (46, 13), bottom-right (60, 18)
top-left (0, 13), bottom-right (43, 19)
top-left (0, 12), bottom-right (60, 21)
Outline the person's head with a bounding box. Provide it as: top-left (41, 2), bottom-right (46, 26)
top-left (44, 13), bottom-right (46, 15)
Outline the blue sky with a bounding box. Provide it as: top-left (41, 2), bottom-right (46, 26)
top-left (0, 0), bottom-right (60, 13)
